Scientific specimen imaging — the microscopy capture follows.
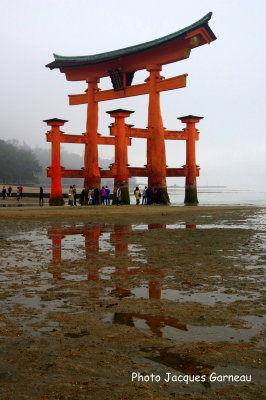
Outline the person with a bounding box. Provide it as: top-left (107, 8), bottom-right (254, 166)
top-left (93, 187), bottom-right (100, 205)
top-left (115, 186), bottom-right (122, 205)
top-left (100, 186), bottom-right (106, 205)
top-left (157, 188), bottom-right (163, 204)
top-left (39, 186), bottom-right (44, 206)
top-left (146, 186), bottom-right (152, 205)
top-left (18, 185), bottom-right (23, 199)
top-left (80, 188), bottom-right (86, 205)
top-left (84, 187), bottom-right (89, 204)
top-left (16, 187), bottom-right (20, 202)
top-left (151, 187), bottom-right (158, 204)
top-left (142, 186), bottom-right (147, 205)
top-left (68, 186), bottom-right (74, 206)
top-left (88, 186), bottom-right (93, 205)
top-left (8, 186), bottom-right (12, 198)
top-left (105, 185), bottom-right (110, 205)
top-left (134, 186), bottom-right (141, 205)
top-left (72, 184), bottom-right (77, 206)
top-left (2, 186), bottom-right (7, 200)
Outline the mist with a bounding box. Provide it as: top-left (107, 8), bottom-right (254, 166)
top-left (0, 0), bottom-right (265, 189)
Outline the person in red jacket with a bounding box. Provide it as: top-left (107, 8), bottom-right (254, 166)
top-left (18, 185), bottom-right (23, 199)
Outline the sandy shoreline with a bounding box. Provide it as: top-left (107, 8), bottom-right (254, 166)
top-left (0, 204), bottom-right (265, 222)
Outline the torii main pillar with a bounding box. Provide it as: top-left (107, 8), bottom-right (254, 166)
top-left (84, 77), bottom-right (101, 189)
top-left (146, 64), bottom-right (169, 203)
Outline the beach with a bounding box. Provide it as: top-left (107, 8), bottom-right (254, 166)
top-left (0, 205), bottom-right (265, 399)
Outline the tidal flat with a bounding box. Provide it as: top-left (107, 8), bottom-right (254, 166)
top-left (0, 206), bottom-right (265, 399)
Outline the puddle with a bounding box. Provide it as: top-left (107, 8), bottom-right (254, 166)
top-left (103, 311), bottom-right (187, 336)
top-left (103, 311), bottom-right (264, 343)
top-left (121, 285), bottom-right (260, 304)
top-left (160, 322), bottom-right (263, 343)
top-left (0, 292), bottom-right (77, 337)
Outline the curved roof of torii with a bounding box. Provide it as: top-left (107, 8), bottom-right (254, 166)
top-left (46, 12), bottom-right (216, 80)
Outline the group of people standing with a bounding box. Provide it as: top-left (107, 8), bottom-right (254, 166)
top-left (134, 186), bottom-right (164, 205)
top-left (68, 185), bottom-right (78, 206)
top-left (69, 185), bottom-right (123, 206)
top-left (75, 185), bottom-right (112, 206)
top-left (68, 184), bottom-right (164, 206)
top-left (1, 185), bottom-right (43, 206)
top-left (1, 184), bottom-right (164, 206)
top-left (1, 185), bottom-right (23, 201)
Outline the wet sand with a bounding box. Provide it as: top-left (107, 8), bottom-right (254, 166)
top-left (0, 203), bottom-right (264, 221)
top-left (0, 206), bottom-right (265, 399)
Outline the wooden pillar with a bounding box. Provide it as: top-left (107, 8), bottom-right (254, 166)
top-left (107, 109), bottom-right (133, 204)
top-left (113, 225), bottom-right (130, 254)
top-left (146, 65), bottom-right (169, 204)
top-left (111, 225), bottom-right (131, 279)
top-left (48, 227), bottom-right (63, 279)
top-left (84, 77), bottom-right (101, 189)
top-left (84, 226), bottom-right (101, 281)
top-left (44, 118), bottom-right (67, 205)
top-left (178, 115), bottom-right (203, 205)
top-left (149, 281), bottom-right (161, 299)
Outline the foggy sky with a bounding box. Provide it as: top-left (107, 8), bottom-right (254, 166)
top-left (0, 0), bottom-right (265, 188)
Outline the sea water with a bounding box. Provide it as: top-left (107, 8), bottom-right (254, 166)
top-left (131, 187), bottom-right (266, 207)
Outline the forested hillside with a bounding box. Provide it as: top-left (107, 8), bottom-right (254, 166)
top-left (34, 147), bottom-right (114, 187)
top-left (0, 140), bottom-right (41, 184)
top-left (0, 140), bottom-right (130, 187)
top-left (0, 139), bottom-right (136, 187)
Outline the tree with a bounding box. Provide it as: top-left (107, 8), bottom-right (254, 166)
top-left (0, 140), bottom-right (42, 184)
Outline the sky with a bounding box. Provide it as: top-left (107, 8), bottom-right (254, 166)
top-left (0, 0), bottom-right (265, 188)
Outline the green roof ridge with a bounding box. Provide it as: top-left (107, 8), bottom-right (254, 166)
top-left (52, 12), bottom-right (214, 63)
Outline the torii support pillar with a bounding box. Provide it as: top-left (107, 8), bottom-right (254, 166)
top-left (84, 227), bottom-right (101, 281)
top-left (48, 227), bottom-right (63, 279)
top-left (44, 118), bottom-right (67, 206)
top-left (179, 115), bottom-right (203, 205)
top-left (107, 109), bottom-right (133, 205)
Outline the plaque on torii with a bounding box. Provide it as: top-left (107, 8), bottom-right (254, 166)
top-left (45, 12), bottom-right (216, 205)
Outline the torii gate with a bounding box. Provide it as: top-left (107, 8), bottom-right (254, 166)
top-left (45, 12), bottom-right (216, 205)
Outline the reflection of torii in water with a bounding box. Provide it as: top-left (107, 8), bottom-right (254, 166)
top-left (47, 223), bottom-right (209, 343)
top-left (113, 312), bottom-right (187, 337)
top-left (48, 223), bottom-right (196, 290)
top-left (48, 224), bottom-right (167, 288)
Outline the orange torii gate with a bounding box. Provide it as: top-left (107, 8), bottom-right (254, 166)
top-left (44, 12), bottom-right (216, 205)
